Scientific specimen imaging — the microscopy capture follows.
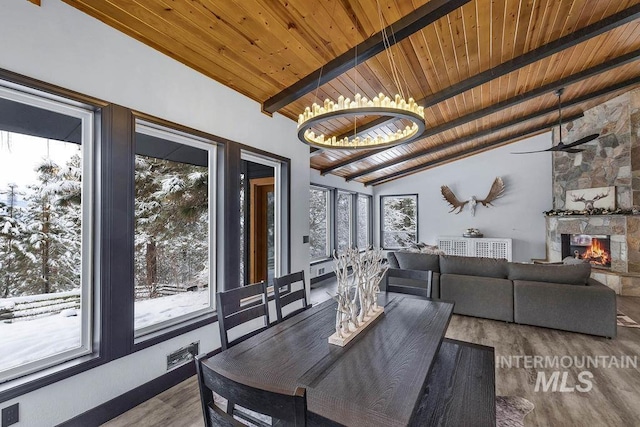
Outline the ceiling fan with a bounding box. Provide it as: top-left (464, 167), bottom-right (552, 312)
top-left (512, 88), bottom-right (599, 154)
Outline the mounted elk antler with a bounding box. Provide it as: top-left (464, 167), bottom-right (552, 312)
top-left (441, 177), bottom-right (505, 216)
top-left (571, 191), bottom-right (609, 210)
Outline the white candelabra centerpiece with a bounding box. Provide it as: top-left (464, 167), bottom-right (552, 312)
top-left (328, 247), bottom-right (389, 347)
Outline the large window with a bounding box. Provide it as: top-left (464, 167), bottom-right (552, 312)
top-left (381, 194), bottom-right (418, 249)
top-left (309, 186), bottom-right (330, 261)
top-left (134, 122), bottom-right (216, 337)
top-left (357, 194), bottom-right (372, 249)
top-left (0, 83), bottom-right (94, 382)
top-left (309, 187), bottom-right (372, 261)
top-left (336, 191), bottom-right (353, 252)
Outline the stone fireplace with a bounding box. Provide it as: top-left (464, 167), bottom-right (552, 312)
top-left (544, 87), bottom-right (640, 296)
top-left (546, 215), bottom-right (640, 295)
top-left (561, 234), bottom-right (611, 268)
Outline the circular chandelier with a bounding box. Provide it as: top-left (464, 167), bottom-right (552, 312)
top-left (297, 93), bottom-right (426, 150)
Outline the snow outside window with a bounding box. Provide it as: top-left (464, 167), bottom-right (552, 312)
top-left (134, 122), bottom-right (216, 338)
top-left (357, 195), bottom-right (371, 250)
top-left (381, 195), bottom-right (418, 249)
top-left (0, 84), bottom-right (94, 383)
top-left (309, 187), bottom-right (330, 261)
top-left (336, 191), bottom-right (353, 253)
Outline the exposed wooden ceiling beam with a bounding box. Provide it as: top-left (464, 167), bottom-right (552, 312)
top-left (262, 0), bottom-right (471, 114)
top-left (362, 75), bottom-right (640, 185)
top-left (27, 0), bottom-right (41, 5)
top-left (363, 113), bottom-right (586, 187)
top-left (319, 4), bottom-right (640, 174)
top-left (344, 50), bottom-right (640, 181)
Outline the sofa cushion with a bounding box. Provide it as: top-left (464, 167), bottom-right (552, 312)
top-left (513, 279), bottom-right (616, 337)
top-left (508, 262), bottom-right (590, 285)
top-left (393, 251), bottom-right (440, 273)
top-left (439, 255), bottom-right (508, 279)
top-left (440, 274), bottom-right (513, 322)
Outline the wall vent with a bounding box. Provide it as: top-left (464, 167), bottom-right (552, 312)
top-left (318, 267), bottom-right (325, 275)
top-left (167, 341), bottom-right (199, 371)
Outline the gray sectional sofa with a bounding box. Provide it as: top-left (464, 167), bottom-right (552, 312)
top-left (387, 251), bottom-right (617, 338)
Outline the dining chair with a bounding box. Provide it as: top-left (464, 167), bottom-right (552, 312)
top-left (196, 354), bottom-right (308, 427)
top-left (217, 281), bottom-right (270, 351)
top-left (385, 268), bottom-right (432, 298)
top-left (273, 271), bottom-right (311, 323)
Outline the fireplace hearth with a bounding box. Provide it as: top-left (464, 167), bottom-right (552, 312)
top-left (561, 234), bottom-right (611, 268)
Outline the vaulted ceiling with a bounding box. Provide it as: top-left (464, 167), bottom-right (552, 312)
top-left (62, 0), bottom-right (640, 185)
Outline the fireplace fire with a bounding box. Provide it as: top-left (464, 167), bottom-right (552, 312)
top-left (561, 234), bottom-right (611, 268)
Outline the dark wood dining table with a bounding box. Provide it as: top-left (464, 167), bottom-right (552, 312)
top-left (203, 294), bottom-right (454, 426)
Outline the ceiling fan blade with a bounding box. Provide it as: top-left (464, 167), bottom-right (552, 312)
top-left (564, 133), bottom-right (599, 148)
top-left (512, 144), bottom-right (584, 155)
top-left (511, 148), bottom-right (554, 154)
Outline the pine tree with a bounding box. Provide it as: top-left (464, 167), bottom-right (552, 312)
top-left (134, 156), bottom-right (209, 299)
top-left (309, 188), bottom-right (329, 259)
top-left (383, 197), bottom-right (417, 248)
top-left (0, 184), bottom-right (29, 298)
top-left (23, 157), bottom-right (82, 295)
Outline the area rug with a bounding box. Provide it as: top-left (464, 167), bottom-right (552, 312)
top-left (617, 311), bottom-right (640, 328)
top-left (496, 395), bottom-right (535, 427)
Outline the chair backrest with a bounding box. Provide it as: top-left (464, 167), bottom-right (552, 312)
top-left (217, 281), bottom-right (270, 350)
top-left (385, 268), bottom-right (432, 297)
top-left (196, 354), bottom-right (307, 427)
top-left (273, 271), bottom-right (310, 323)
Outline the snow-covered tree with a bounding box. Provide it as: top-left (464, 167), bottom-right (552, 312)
top-left (22, 158), bottom-right (82, 295)
top-left (135, 156), bottom-right (209, 299)
top-left (309, 188), bottom-right (329, 259)
top-left (357, 196), bottom-right (370, 249)
top-left (0, 184), bottom-right (29, 298)
top-left (382, 196), bottom-right (417, 248)
top-left (336, 192), bottom-right (352, 252)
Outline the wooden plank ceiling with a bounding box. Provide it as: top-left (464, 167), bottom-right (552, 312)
top-left (62, 0), bottom-right (640, 185)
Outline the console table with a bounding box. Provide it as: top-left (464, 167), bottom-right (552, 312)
top-left (438, 236), bottom-right (513, 261)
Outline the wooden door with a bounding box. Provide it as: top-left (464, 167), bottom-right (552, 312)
top-left (249, 177), bottom-right (274, 283)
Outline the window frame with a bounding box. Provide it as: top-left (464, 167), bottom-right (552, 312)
top-left (240, 149), bottom-right (286, 285)
top-left (309, 185), bottom-right (332, 263)
top-left (380, 194), bottom-right (419, 250)
top-left (0, 82), bottom-right (97, 385)
top-left (132, 120), bottom-right (218, 340)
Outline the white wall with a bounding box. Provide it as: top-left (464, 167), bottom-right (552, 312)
top-left (0, 1), bottom-right (309, 425)
top-left (309, 169), bottom-right (373, 279)
top-left (373, 133), bottom-right (554, 262)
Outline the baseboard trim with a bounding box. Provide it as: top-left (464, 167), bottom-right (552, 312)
top-left (311, 270), bottom-right (336, 286)
top-left (57, 349), bottom-right (220, 427)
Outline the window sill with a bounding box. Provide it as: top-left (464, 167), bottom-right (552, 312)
top-left (133, 312), bottom-right (218, 352)
top-left (311, 257), bottom-right (332, 266)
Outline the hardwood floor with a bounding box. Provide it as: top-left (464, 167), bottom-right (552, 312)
top-left (103, 288), bottom-right (640, 427)
top-left (445, 295), bottom-right (640, 426)
top-left (102, 376), bottom-right (203, 427)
